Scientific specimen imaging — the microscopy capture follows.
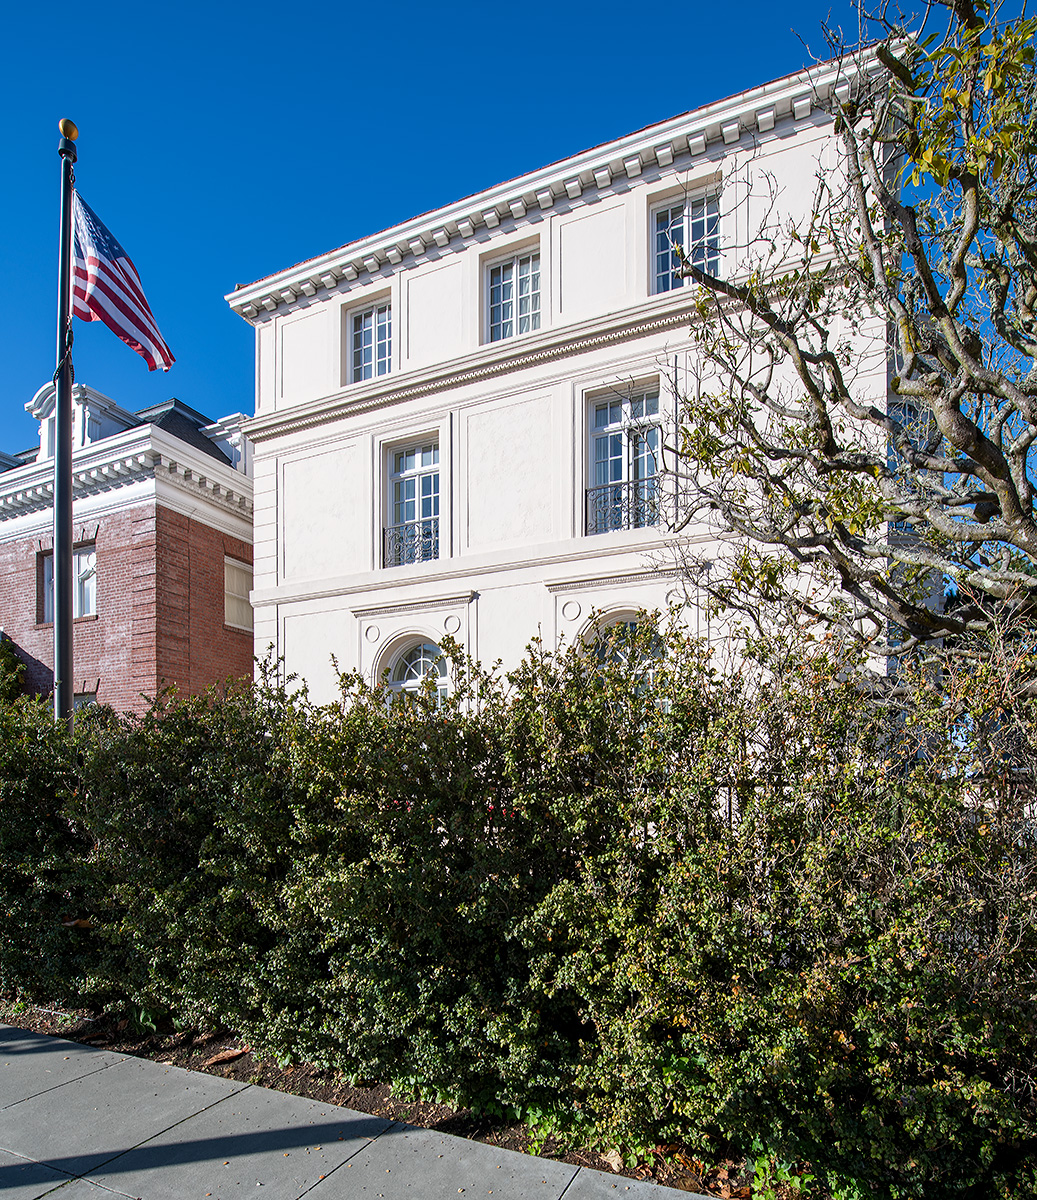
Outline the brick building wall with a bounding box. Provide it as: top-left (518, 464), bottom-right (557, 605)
top-left (0, 502), bottom-right (253, 713)
top-left (155, 507), bottom-right (253, 698)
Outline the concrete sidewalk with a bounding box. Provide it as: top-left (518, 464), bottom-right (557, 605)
top-left (0, 1024), bottom-right (703, 1200)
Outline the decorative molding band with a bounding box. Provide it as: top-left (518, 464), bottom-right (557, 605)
top-left (246, 298), bottom-right (704, 443)
top-left (546, 568), bottom-right (676, 595)
top-left (351, 590), bottom-right (476, 620)
top-left (154, 456), bottom-right (253, 515)
top-left (0, 455), bottom-right (155, 520)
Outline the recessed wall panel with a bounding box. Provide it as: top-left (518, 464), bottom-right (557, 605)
top-left (280, 445), bottom-right (364, 582)
top-left (558, 205), bottom-right (626, 322)
top-left (406, 261), bottom-right (465, 368)
top-left (465, 395), bottom-right (554, 552)
top-left (279, 309), bottom-right (332, 405)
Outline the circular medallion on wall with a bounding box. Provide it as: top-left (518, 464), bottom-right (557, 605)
top-left (561, 600), bottom-right (581, 622)
top-left (365, 624), bottom-right (381, 643)
top-left (443, 614), bottom-right (462, 635)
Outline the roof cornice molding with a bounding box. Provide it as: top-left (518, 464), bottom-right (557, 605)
top-left (227, 56), bottom-right (865, 322)
top-left (244, 291), bottom-right (708, 443)
top-left (26, 381), bottom-right (138, 427)
top-left (0, 424), bottom-right (252, 522)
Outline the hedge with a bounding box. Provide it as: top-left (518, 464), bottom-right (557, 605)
top-left (1, 623), bottom-right (1035, 1199)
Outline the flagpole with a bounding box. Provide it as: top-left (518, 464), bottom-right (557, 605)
top-left (54, 118), bottom-right (78, 724)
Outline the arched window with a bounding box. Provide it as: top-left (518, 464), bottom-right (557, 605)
top-left (588, 615), bottom-right (663, 690)
top-left (593, 618), bottom-right (642, 668)
top-left (388, 641), bottom-right (448, 704)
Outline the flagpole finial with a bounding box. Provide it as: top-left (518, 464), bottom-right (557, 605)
top-left (58, 118), bottom-right (78, 141)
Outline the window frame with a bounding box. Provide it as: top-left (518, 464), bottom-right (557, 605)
top-left (348, 298), bottom-right (393, 383)
top-left (384, 439), bottom-right (441, 568)
top-left (39, 542), bottom-right (97, 624)
top-left (484, 245), bottom-right (542, 344)
top-left (224, 556), bottom-right (254, 632)
top-left (651, 190), bottom-right (721, 295)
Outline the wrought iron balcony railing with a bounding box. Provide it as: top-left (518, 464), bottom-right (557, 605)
top-left (384, 518), bottom-right (440, 567)
top-left (586, 478), bottom-right (659, 535)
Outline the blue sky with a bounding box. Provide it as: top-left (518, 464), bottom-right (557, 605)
top-left (2, 0), bottom-right (857, 454)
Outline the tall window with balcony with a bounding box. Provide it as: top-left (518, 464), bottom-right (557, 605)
top-left (587, 392), bottom-right (660, 534)
top-left (352, 302), bottom-right (392, 381)
top-left (488, 251), bottom-right (540, 341)
top-left (385, 443), bottom-right (439, 566)
top-left (653, 194), bottom-right (720, 293)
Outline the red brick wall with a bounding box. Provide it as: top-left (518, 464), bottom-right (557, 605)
top-left (0, 501), bottom-right (252, 713)
top-left (155, 507), bottom-right (253, 698)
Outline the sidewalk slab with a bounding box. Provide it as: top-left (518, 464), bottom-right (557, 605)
top-left (86, 1083), bottom-right (392, 1200)
top-left (18, 1181), bottom-right (139, 1199)
top-left (0, 1026), bottom-right (706, 1200)
top-left (325, 1123), bottom-right (579, 1199)
top-left (0, 1147), bottom-right (72, 1200)
top-left (1, 1027), bottom-right (126, 1109)
top-left (0, 1055), bottom-right (247, 1177)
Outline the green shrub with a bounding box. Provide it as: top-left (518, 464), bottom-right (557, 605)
top-left (0, 697), bottom-right (89, 998)
top-left (1, 626), bottom-right (1034, 1198)
top-left (0, 631), bottom-right (25, 702)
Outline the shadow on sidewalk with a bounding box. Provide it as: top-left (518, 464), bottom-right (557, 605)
top-left (0, 1113), bottom-right (394, 1185)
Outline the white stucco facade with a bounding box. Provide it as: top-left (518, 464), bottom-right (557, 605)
top-left (228, 60), bottom-right (879, 703)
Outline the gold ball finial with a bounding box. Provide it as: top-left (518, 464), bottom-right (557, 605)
top-left (58, 118), bottom-right (78, 141)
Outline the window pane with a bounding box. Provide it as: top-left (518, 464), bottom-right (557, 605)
top-left (353, 304), bottom-right (392, 381)
top-left (75, 548), bottom-right (96, 618)
top-left (42, 554), bottom-right (53, 623)
top-left (655, 203), bottom-right (684, 293)
top-left (224, 558), bottom-right (253, 631)
top-left (490, 254), bottom-right (537, 340)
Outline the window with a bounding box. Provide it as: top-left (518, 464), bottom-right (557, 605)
top-left (41, 544), bottom-right (96, 623)
top-left (488, 251), bottom-right (540, 341)
top-left (74, 692), bottom-right (97, 710)
top-left (224, 557), bottom-right (253, 631)
top-left (653, 194), bottom-right (720, 293)
top-left (589, 616), bottom-right (665, 695)
top-left (587, 390), bottom-right (661, 534)
top-left (388, 641), bottom-right (449, 704)
top-left (351, 301), bottom-right (392, 382)
top-left (385, 442), bottom-right (439, 567)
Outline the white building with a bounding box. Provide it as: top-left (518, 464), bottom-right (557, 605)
top-left (227, 60), bottom-right (868, 703)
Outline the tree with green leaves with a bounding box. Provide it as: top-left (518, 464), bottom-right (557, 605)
top-left (0, 632), bottom-right (25, 703)
top-left (676, 0), bottom-right (1037, 653)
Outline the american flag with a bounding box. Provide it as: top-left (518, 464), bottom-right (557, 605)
top-left (72, 192), bottom-right (175, 372)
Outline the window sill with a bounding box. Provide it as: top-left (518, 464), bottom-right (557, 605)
top-left (35, 614), bottom-right (99, 629)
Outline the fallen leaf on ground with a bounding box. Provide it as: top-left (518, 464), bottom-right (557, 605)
top-left (202, 1047), bottom-right (250, 1067)
top-left (603, 1150), bottom-right (624, 1173)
